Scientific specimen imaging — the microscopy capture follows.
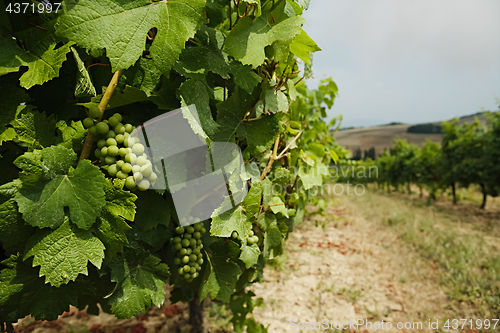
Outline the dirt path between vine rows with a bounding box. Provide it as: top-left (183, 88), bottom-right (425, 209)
top-left (250, 194), bottom-right (455, 333)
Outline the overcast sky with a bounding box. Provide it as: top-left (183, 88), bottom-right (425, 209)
top-left (302, 0), bottom-right (500, 128)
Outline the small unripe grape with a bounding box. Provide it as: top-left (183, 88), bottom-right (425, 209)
top-left (187, 216), bottom-right (194, 223)
top-left (125, 124), bottom-right (134, 133)
top-left (115, 124), bottom-right (126, 134)
top-left (197, 253), bottom-right (203, 259)
top-left (89, 106), bottom-right (101, 119)
top-left (179, 248), bottom-right (187, 256)
top-left (190, 267), bottom-right (196, 274)
top-left (116, 171), bottom-right (128, 179)
top-left (176, 227), bottom-right (185, 234)
top-left (178, 267), bottom-right (184, 275)
top-left (119, 148), bottom-right (128, 157)
top-left (96, 122), bottom-right (109, 135)
top-left (197, 239), bottom-right (202, 246)
top-left (251, 236), bottom-right (259, 243)
top-left (192, 272), bottom-right (198, 279)
top-left (183, 273), bottom-right (191, 280)
top-left (247, 237), bottom-right (255, 245)
top-left (174, 243), bottom-right (182, 251)
top-left (121, 163), bottom-right (132, 174)
top-left (102, 119), bottom-right (108, 124)
top-left (94, 148), bottom-right (102, 159)
top-left (107, 145), bottom-right (119, 157)
top-left (148, 172), bottom-right (157, 183)
top-left (193, 231), bottom-right (201, 239)
top-left (124, 137), bottom-right (135, 147)
top-left (183, 265), bottom-right (190, 273)
top-left (107, 164), bottom-right (118, 177)
top-left (116, 160), bottom-right (125, 169)
top-left (194, 263), bottom-right (201, 270)
top-left (182, 256), bottom-right (190, 264)
top-left (186, 226), bottom-right (195, 234)
top-left (115, 134), bottom-right (125, 144)
top-left (197, 258), bottom-right (204, 265)
top-left (231, 231), bottom-right (238, 239)
top-left (189, 254), bottom-right (197, 262)
top-left (97, 139), bottom-right (107, 149)
top-left (173, 237), bottom-right (181, 243)
top-left (174, 258), bottom-right (181, 266)
top-left (101, 146), bottom-right (108, 157)
top-left (201, 228), bottom-right (206, 234)
top-left (193, 248), bottom-right (200, 255)
top-left (140, 165), bottom-right (152, 177)
top-left (182, 239), bottom-right (190, 248)
top-left (194, 223), bottom-right (203, 231)
top-left (248, 230), bottom-right (254, 237)
top-left (132, 143), bottom-right (145, 155)
top-left (186, 248), bottom-right (192, 255)
top-left (125, 176), bottom-right (136, 190)
top-left (106, 130), bottom-right (116, 139)
top-left (133, 172), bottom-right (143, 182)
top-left (184, 234), bottom-right (192, 239)
top-left (83, 117), bottom-right (94, 129)
top-left (136, 156), bottom-right (148, 166)
top-left (89, 126), bottom-right (99, 137)
top-left (190, 239), bottom-right (197, 247)
top-left (106, 138), bottom-right (117, 146)
top-left (125, 152), bottom-right (137, 164)
top-left (132, 165), bottom-right (141, 173)
top-left (108, 116), bottom-right (119, 127)
top-left (113, 113), bottom-right (123, 122)
top-left (105, 156), bottom-right (116, 165)
top-left (138, 179), bottom-right (150, 191)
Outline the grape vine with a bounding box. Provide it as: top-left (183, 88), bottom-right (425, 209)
top-left (0, 0), bottom-right (349, 332)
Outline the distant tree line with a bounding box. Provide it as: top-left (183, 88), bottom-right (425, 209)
top-left (338, 111), bottom-right (500, 209)
top-left (407, 123), bottom-right (442, 134)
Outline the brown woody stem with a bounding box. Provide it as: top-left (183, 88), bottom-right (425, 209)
top-left (79, 69), bottom-right (125, 162)
top-left (260, 134), bottom-right (280, 181)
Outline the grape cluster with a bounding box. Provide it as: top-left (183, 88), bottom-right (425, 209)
top-left (171, 219), bottom-right (206, 282)
top-left (83, 106), bottom-right (156, 191)
top-left (232, 230), bottom-right (259, 245)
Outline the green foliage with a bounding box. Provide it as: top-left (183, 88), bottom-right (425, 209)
top-left (0, 0), bottom-right (348, 331)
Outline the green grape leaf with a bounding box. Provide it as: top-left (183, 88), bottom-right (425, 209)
top-left (0, 255), bottom-right (78, 322)
top-left (0, 180), bottom-right (35, 250)
top-left (107, 247), bottom-right (170, 319)
top-left (123, 57), bottom-right (163, 96)
top-left (263, 225), bottom-right (282, 259)
top-left (224, 16), bottom-right (305, 67)
top-left (13, 150), bottom-right (43, 185)
top-left (290, 29), bottom-right (321, 64)
top-left (299, 166), bottom-right (323, 190)
top-left (0, 76), bottom-right (29, 146)
top-left (268, 196), bottom-right (288, 217)
top-left (292, 0), bottom-right (310, 9)
top-left (211, 205), bottom-right (252, 239)
top-left (239, 243), bottom-right (260, 269)
top-left (11, 111), bottom-right (58, 149)
top-left (134, 190), bottom-right (170, 231)
top-left (15, 148), bottom-right (106, 229)
top-left (126, 224), bottom-right (172, 249)
top-left (242, 182), bottom-right (262, 217)
top-left (180, 79), bottom-right (219, 137)
top-left (24, 219), bottom-right (105, 287)
top-left (57, 0), bottom-right (205, 74)
top-left (263, 86), bottom-right (288, 114)
top-left (71, 47), bottom-right (96, 98)
top-left (0, 23), bottom-right (74, 89)
top-left (55, 120), bottom-right (88, 152)
top-left (200, 241), bottom-right (242, 302)
top-left (103, 179), bottom-right (137, 222)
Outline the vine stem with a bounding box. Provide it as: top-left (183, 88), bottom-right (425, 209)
top-left (276, 130), bottom-right (303, 160)
top-left (78, 69), bottom-right (125, 162)
top-left (260, 134), bottom-right (280, 181)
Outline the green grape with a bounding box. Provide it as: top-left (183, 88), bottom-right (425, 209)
top-left (182, 265), bottom-right (190, 273)
top-left (116, 160), bottom-right (125, 169)
top-left (122, 163), bottom-right (132, 174)
top-left (125, 152), bottom-right (137, 164)
top-left (132, 143), bottom-right (145, 155)
top-left (186, 248), bottom-right (192, 255)
top-left (108, 116), bottom-right (119, 127)
top-left (107, 145), bottom-right (119, 157)
top-left (189, 261), bottom-right (196, 267)
top-left (247, 237), bottom-right (255, 245)
top-left (248, 230), bottom-right (254, 237)
top-left (89, 106), bottom-right (101, 119)
top-left (196, 239), bottom-right (202, 246)
top-left (194, 263), bottom-right (200, 270)
top-left (178, 267), bottom-right (184, 275)
top-left (201, 228), bottom-right (207, 234)
top-left (137, 179), bottom-right (150, 191)
top-left (132, 164), bottom-right (141, 173)
top-left (106, 130), bottom-right (116, 139)
top-left (197, 258), bottom-right (204, 265)
top-left (190, 267), bottom-right (196, 274)
top-left (116, 171), bottom-right (127, 179)
top-left (176, 226), bottom-right (184, 234)
top-left (125, 176), bottom-right (136, 190)
top-left (104, 156), bottom-right (116, 165)
top-left (186, 226), bottom-right (195, 234)
top-left (173, 237), bottom-right (181, 243)
top-left (148, 172), bottom-right (158, 183)
top-left (251, 236), bottom-right (259, 243)
top-left (97, 139), bottom-right (107, 149)
top-left (174, 258), bottom-right (181, 266)
top-left (100, 147), bottom-right (108, 157)
top-left (115, 134), bottom-right (125, 144)
top-left (115, 124), bottom-right (126, 134)
top-left (125, 124), bottom-right (134, 133)
top-left (83, 117), bottom-right (94, 129)
top-left (189, 254), bottom-right (197, 262)
top-left (179, 248), bottom-right (187, 256)
top-left (183, 273), bottom-right (191, 280)
top-left (102, 119), bottom-right (109, 124)
top-left (194, 223), bottom-right (203, 231)
top-left (231, 231), bottom-right (238, 239)
top-left (193, 231), bottom-right (201, 239)
top-left (136, 156), bottom-right (148, 166)
top-left (94, 148), bottom-right (102, 159)
top-left (119, 148), bottom-right (128, 157)
top-left (181, 239), bottom-right (190, 248)
top-left (89, 126), bottom-right (99, 137)
top-left (189, 239), bottom-right (196, 247)
top-left (182, 256), bottom-right (189, 264)
top-left (193, 248), bottom-right (200, 255)
top-left (174, 243), bottom-right (182, 251)
top-left (107, 164), bottom-right (118, 177)
top-left (133, 172), bottom-right (143, 182)
top-left (106, 138), bottom-right (117, 146)
top-left (192, 272), bottom-right (198, 279)
top-left (123, 137), bottom-right (135, 147)
top-left (96, 122), bottom-right (109, 135)
top-left (184, 234), bottom-right (192, 240)
top-left (197, 253), bottom-right (203, 259)
top-left (140, 165), bottom-right (152, 177)
top-left (113, 113), bottom-right (123, 122)
top-left (99, 156), bottom-right (106, 164)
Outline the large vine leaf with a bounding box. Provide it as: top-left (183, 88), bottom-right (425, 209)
top-left (0, 22), bottom-right (74, 89)
top-left (107, 247), bottom-right (170, 319)
top-left (11, 111), bottom-right (59, 149)
top-left (290, 29), bottom-right (321, 64)
top-left (56, 0), bottom-right (205, 73)
top-left (224, 16), bottom-right (305, 67)
top-left (180, 79), bottom-right (219, 137)
top-left (134, 190), bottom-right (170, 231)
top-left (239, 243), bottom-right (260, 269)
top-left (211, 205), bottom-right (252, 239)
top-left (15, 146), bottom-right (106, 229)
top-left (24, 219), bottom-right (105, 287)
top-left (0, 255), bottom-right (78, 322)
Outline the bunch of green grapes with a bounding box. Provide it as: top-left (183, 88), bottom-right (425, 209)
top-left (232, 230), bottom-right (259, 245)
top-left (171, 219), bottom-right (206, 282)
top-left (83, 106), bottom-right (157, 191)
